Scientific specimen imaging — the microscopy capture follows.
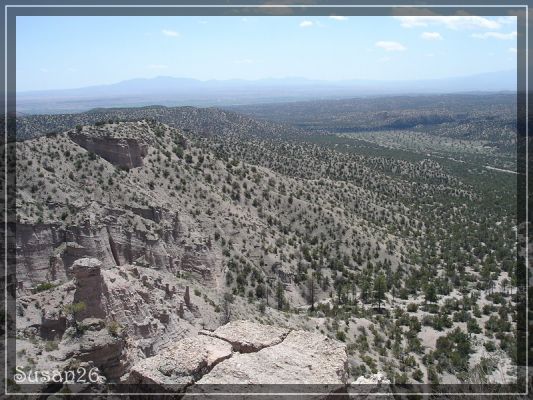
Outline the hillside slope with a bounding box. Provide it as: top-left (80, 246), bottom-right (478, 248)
top-left (12, 116), bottom-right (518, 390)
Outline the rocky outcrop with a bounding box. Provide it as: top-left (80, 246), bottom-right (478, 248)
top-left (69, 133), bottom-right (148, 169)
top-left (271, 262), bottom-right (295, 284)
top-left (71, 258), bottom-right (106, 320)
top-left (179, 243), bottom-right (216, 282)
top-left (15, 260), bottom-right (203, 386)
top-left (98, 263), bottom-right (204, 360)
top-left (40, 308), bottom-right (67, 340)
top-left (126, 320), bottom-right (348, 395)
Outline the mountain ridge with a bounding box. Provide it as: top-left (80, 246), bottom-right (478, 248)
top-left (16, 70), bottom-right (517, 114)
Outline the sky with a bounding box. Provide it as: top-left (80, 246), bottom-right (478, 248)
top-left (16, 15), bottom-right (517, 92)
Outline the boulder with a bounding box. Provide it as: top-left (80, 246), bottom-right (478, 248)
top-left (349, 373), bottom-right (393, 397)
top-left (352, 373), bottom-right (391, 385)
top-left (71, 257), bottom-right (102, 280)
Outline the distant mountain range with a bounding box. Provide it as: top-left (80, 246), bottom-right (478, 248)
top-left (16, 70), bottom-right (516, 114)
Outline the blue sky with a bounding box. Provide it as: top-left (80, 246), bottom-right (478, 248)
top-left (16, 15), bottom-right (517, 91)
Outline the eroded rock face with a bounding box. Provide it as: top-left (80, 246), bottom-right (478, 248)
top-left (15, 212), bottom-right (219, 294)
top-left (99, 270), bottom-right (199, 362)
top-left (16, 223), bottom-right (69, 287)
top-left (127, 320), bottom-right (348, 394)
top-left (203, 319), bottom-right (290, 353)
top-left (126, 335), bottom-right (232, 388)
top-left (69, 133), bottom-right (148, 169)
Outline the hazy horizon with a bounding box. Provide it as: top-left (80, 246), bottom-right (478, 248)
top-left (16, 70), bottom-right (517, 95)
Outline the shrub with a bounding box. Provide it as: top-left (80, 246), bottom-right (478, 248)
top-left (361, 355), bottom-right (377, 373)
top-left (434, 328), bottom-right (472, 373)
top-left (395, 372), bottom-right (408, 385)
top-left (63, 302), bottom-right (86, 315)
top-left (336, 330), bottom-right (346, 342)
top-left (467, 318), bottom-right (482, 334)
top-left (428, 366), bottom-right (439, 384)
top-left (412, 369), bottom-right (424, 382)
top-left (107, 321), bottom-right (122, 337)
top-left (44, 340), bottom-right (59, 352)
top-left (35, 282), bottom-right (57, 292)
top-left (483, 340), bottom-right (496, 352)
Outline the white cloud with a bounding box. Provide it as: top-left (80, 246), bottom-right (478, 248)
top-left (497, 16), bottom-right (517, 25)
top-left (375, 41), bottom-right (406, 52)
top-left (508, 47), bottom-right (517, 53)
top-left (472, 31), bottom-right (517, 40)
top-left (394, 16), bottom-right (500, 30)
top-left (329, 16), bottom-right (348, 21)
top-left (148, 64), bottom-right (168, 69)
top-left (421, 31), bottom-right (443, 40)
top-left (235, 59), bottom-right (254, 64)
top-left (162, 29), bottom-right (180, 37)
top-left (299, 20), bottom-right (313, 28)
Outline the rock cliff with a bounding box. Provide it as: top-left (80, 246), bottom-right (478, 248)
top-left (69, 133), bottom-right (148, 169)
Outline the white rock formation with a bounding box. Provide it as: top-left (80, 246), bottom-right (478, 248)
top-left (353, 372), bottom-right (391, 385)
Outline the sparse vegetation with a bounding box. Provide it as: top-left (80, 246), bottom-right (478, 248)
top-left (12, 94), bottom-right (519, 386)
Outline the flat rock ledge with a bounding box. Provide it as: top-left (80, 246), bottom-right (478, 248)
top-left (200, 319), bottom-right (290, 352)
top-left (125, 320), bottom-right (348, 395)
top-left (126, 335), bottom-right (232, 389)
top-left (197, 329), bottom-right (347, 385)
